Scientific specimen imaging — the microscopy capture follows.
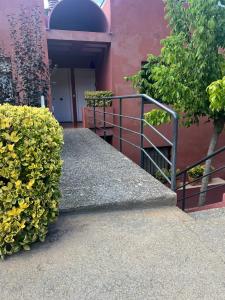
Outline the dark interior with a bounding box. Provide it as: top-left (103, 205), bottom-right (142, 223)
top-left (49, 0), bottom-right (108, 32)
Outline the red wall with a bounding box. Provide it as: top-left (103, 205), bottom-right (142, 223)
top-left (0, 0), bottom-right (47, 53)
top-left (99, 0), bottom-right (225, 178)
top-left (0, 0), bottom-right (50, 106)
top-left (0, 0), bottom-right (224, 179)
top-left (110, 0), bottom-right (169, 95)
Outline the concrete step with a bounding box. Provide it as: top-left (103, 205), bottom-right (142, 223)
top-left (190, 207), bottom-right (225, 220)
top-left (2, 206), bottom-right (225, 299)
top-left (60, 128), bottom-right (176, 212)
top-left (188, 208), bottom-right (225, 260)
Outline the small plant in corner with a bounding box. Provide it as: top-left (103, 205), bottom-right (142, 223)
top-left (187, 165), bottom-right (214, 186)
top-left (155, 168), bottom-right (181, 186)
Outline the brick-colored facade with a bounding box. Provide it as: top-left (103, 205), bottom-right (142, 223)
top-left (0, 0), bottom-right (224, 183)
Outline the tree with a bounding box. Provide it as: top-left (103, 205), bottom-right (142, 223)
top-left (127, 0), bottom-right (225, 206)
top-left (8, 6), bottom-right (49, 106)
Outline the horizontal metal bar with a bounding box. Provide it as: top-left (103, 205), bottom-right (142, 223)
top-left (91, 108), bottom-right (142, 122)
top-left (177, 165), bottom-right (225, 190)
top-left (113, 134), bottom-right (142, 150)
top-left (178, 146), bottom-right (225, 176)
top-left (101, 120), bottom-right (141, 136)
top-left (110, 135), bottom-right (171, 184)
top-left (94, 115), bottom-right (173, 166)
top-left (143, 118), bottom-right (173, 146)
top-left (142, 149), bottom-right (171, 184)
top-left (89, 94), bottom-right (179, 120)
top-left (142, 134), bottom-right (172, 166)
top-left (178, 182), bottom-right (225, 203)
top-left (92, 108), bottom-right (173, 146)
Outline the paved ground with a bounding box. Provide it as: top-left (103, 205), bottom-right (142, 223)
top-left (60, 129), bottom-right (176, 211)
top-left (2, 206), bottom-right (225, 300)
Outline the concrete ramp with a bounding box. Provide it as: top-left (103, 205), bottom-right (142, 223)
top-left (60, 129), bottom-right (176, 211)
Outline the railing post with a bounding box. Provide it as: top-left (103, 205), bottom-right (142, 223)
top-left (182, 172), bottom-right (187, 211)
top-left (103, 98), bottom-right (106, 140)
top-left (140, 97), bottom-right (144, 168)
top-left (171, 116), bottom-right (178, 191)
top-left (119, 98), bottom-right (122, 152)
top-left (94, 99), bottom-right (96, 133)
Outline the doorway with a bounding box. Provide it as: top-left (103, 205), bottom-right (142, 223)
top-left (51, 68), bottom-right (96, 123)
top-left (74, 69), bottom-right (96, 122)
top-left (51, 68), bottom-right (73, 123)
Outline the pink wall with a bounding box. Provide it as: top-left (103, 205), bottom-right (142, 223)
top-left (102, 0), bottom-right (111, 32)
top-left (110, 0), bottom-right (169, 95)
top-left (101, 0), bottom-right (225, 177)
top-left (0, 0), bottom-right (50, 106)
top-left (0, 0), bottom-right (47, 53)
top-left (0, 0), bottom-right (224, 180)
top-left (109, 99), bottom-right (225, 179)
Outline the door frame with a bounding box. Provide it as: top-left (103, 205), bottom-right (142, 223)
top-left (51, 67), bottom-right (74, 123)
top-left (73, 68), bottom-right (96, 123)
top-left (70, 68), bottom-right (77, 124)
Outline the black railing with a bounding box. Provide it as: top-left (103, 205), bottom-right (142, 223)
top-left (90, 94), bottom-right (179, 191)
top-left (177, 146), bottom-right (225, 211)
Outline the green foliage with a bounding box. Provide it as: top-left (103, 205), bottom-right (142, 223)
top-left (187, 165), bottom-right (205, 179)
top-left (125, 55), bottom-right (161, 96)
top-left (207, 76), bottom-right (225, 113)
top-left (155, 168), bottom-right (171, 184)
top-left (127, 0), bottom-right (225, 128)
top-left (85, 91), bottom-right (113, 107)
top-left (144, 109), bottom-right (171, 126)
top-left (0, 105), bottom-right (63, 258)
top-left (8, 6), bottom-right (49, 106)
top-left (188, 164), bottom-right (214, 179)
top-left (155, 168), bottom-right (180, 184)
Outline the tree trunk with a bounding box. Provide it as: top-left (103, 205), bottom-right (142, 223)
top-left (198, 120), bottom-right (224, 206)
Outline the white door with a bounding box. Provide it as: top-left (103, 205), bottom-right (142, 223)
top-left (51, 68), bottom-right (73, 123)
top-left (74, 69), bottom-right (96, 122)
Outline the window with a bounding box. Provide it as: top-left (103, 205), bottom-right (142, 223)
top-left (143, 146), bottom-right (171, 176)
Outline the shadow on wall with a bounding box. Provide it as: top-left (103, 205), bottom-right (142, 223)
top-left (49, 0), bottom-right (108, 32)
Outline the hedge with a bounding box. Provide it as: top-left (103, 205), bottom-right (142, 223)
top-left (0, 104), bottom-right (63, 258)
top-left (85, 91), bottom-right (113, 107)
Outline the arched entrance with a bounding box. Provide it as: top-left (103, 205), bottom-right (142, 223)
top-left (48, 0), bottom-right (111, 126)
top-left (49, 0), bottom-right (108, 32)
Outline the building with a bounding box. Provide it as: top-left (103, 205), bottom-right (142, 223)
top-left (0, 0), bottom-right (224, 184)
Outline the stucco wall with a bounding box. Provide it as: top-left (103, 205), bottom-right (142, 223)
top-left (105, 0), bottom-right (225, 178)
top-left (110, 0), bottom-right (169, 95)
top-left (0, 0), bottom-right (47, 53)
top-left (0, 0), bottom-right (50, 106)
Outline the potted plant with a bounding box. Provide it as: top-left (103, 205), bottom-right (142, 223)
top-left (155, 168), bottom-right (181, 187)
top-left (187, 165), bottom-right (214, 186)
top-left (83, 91), bottom-right (114, 129)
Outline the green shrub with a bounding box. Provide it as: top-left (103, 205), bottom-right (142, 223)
top-left (155, 168), bottom-right (180, 184)
top-left (85, 91), bottom-right (113, 107)
top-left (187, 165), bottom-right (215, 180)
top-left (0, 104), bottom-right (63, 258)
top-left (187, 165), bottom-right (205, 179)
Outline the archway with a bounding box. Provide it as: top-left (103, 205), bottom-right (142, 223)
top-left (49, 0), bottom-right (108, 32)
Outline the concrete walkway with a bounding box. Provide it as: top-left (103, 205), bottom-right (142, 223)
top-left (60, 129), bottom-right (176, 211)
top-left (2, 207), bottom-right (225, 300)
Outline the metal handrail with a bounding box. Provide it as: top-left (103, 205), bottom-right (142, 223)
top-left (177, 145), bottom-right (225, 176)
top-left (90, 94), bottom-right (179, 191)
top-left (177, 146), bottom-right (225, 211)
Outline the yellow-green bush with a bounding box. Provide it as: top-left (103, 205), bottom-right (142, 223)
top-left (0, 104), bottom-right (63, 258)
